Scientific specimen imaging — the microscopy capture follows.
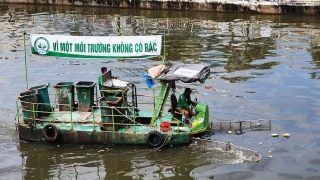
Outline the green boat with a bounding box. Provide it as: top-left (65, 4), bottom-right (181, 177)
top-left (14, 34), bottom-right (212, 148)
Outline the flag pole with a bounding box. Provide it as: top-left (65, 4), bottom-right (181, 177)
top-left (162, 31), bottom-right (166, 65)
top-left (24, 31), bottom-right (29, 89)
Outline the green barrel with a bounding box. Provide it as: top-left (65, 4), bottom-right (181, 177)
top-left (18, 90), bottom-right (38, 123)
top-left (29, 83), bottom-right (51, 116)
top-left (54, 82), bottom-right (75, 111)
top-left (75, 81), bottom-right (95, 112)
top-left (99, 96), bottom-right (123, 123)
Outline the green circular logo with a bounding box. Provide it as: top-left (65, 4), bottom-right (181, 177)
top-left (34, 37), bottom-right (50, 54)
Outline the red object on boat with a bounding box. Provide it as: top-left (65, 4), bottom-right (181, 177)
top-left (160, 121), bottom-right (171, 132)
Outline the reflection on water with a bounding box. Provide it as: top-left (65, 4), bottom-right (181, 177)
top-left (1, 3), bottom-right (320, 180)
top-left (18, 142), bottom-right (254, 179)
top-left (1, 3), bottom-right (320, 73)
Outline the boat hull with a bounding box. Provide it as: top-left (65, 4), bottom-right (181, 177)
top-left (18, 123), bottom-right (191, 147)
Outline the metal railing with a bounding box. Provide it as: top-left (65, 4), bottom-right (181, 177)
top-left (15, 86), bottom-right (180, 132)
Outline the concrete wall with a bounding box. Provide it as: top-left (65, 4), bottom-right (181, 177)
top-left (1, 0), bottom-right (320, 14)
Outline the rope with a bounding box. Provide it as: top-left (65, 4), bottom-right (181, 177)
top-left (13, 118), bottom-right (18, 132)
top-left (111, 106), bottom-right (175, 150)
top-left (150, 130), bottom-right (173, 151)
top-left (111, 106), bottom-right (149, 128)
top-left (13, 106), bottom-right (21, 132)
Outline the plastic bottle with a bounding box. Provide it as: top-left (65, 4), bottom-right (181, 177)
top-left (182, 113), bottom-right (185, 123)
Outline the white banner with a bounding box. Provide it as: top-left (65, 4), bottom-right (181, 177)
top-left (30, 34), bottom-right (162, 59)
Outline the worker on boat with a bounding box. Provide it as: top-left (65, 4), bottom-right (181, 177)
top-left (98, 67), bottom-right (117, 95)
top-left (177, 88), bottom-right (196, 126)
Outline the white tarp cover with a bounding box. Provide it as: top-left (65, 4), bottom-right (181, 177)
top-left (30, 34), bottom-right (162, 59)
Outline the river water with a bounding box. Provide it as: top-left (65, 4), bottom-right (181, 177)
top-left (1, 3), bottom-right (320, 180)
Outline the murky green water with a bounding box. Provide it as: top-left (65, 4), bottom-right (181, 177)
top-left (1, 3), bottom-right (320, 180)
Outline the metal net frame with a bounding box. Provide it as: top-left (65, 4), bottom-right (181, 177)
top-left (209, 119), bottom-right (271, 135)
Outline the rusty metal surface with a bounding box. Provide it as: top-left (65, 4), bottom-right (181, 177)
top-left (54, 82), bottom-right (75, 111)
top-left (18, 124), bottom-right (46, 142)
top-left (17, 123), bottom-right (191, 147)
top-left (75, 81), bottom-right (95, 112)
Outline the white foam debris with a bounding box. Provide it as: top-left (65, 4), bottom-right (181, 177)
top-left (191, 138), bottom-right (261, 164)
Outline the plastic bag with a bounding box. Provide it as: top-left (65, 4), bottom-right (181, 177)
top-left (147, 64), bottom-right (165, 79)
top-left (140, 74), bottom-right (154, 88)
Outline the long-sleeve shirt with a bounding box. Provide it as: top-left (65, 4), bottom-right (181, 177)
top-left (98, 74), bottom-right (102, 90)
top-left (177, 93), bottom-right (192, 110)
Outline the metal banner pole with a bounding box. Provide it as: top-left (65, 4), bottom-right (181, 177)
top-left (24, 31), bottom-right (28, 89)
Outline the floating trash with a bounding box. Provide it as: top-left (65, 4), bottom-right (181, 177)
top-left (271, 133), bottom-right (279, 138)
top-left (283, 133), bottom-right (290, 138)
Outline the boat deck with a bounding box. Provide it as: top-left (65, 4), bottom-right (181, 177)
top-left (29, 108), bottom-right (190, 133)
